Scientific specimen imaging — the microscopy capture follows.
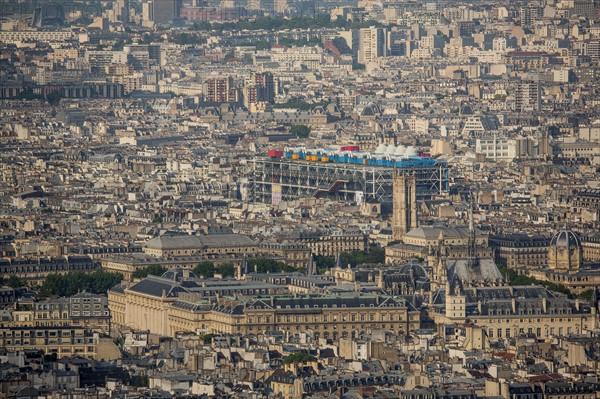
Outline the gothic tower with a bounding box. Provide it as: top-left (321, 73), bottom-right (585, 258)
top-left (392, 173), bottom-right (418, 240)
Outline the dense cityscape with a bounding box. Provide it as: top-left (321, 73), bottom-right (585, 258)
top-left (1, 0), bottom-right (600, 398)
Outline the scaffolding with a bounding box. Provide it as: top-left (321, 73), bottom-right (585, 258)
top-left (252, 158), bottom-right (449, 204)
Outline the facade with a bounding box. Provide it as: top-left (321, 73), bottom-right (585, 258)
top-left (11, 293), bottom-right (111, 333)
top-left (143, 234), bottom-right (258, 257)
top-left (0, 256), bottom-right (96, 285)
top-left (295, 229), bottom-right (368, 257)
top-left (433, 285), bottom-right (597, 340)
top-left (205, 77), bottom-right (239, 103)
top-left (0, 326), bottom-right (98, 359)
top-left (489, 234), bottom-right (550, 269)
top-left (252, 157), bottom-right (449, 205)
top-left (109, 274), bottom-right (421, 338)
top-left (358, 27), bottom-right (386, 64)
top-left (476, 138), bottom-right (518, 161)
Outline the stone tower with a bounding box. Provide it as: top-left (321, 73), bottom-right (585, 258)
top-left (392, 173), bottom-right (418, 240)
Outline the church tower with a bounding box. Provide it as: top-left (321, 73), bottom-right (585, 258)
top-left (392, 173), bottom-right (418, 240)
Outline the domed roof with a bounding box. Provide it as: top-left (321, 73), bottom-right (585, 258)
top-left (397, 263), bottom-right (428, 279)
top-left (550, 230), bottom-right (581, 248)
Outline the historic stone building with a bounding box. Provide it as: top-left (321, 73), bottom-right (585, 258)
top-left (0, 326), bottom-right (98, 359)
top-left (143, 234), bottom-right (258, 257)
top-left (489, 234), bottom-right (550, 269)
top-left (432, 284), bottom-right (597, 340)
top-left (548, 230), bottom-right (583, 272)
top-left (392, 174), bottom-right (418, 241)
top-left (108, 271), bottom-right (421, 338)
top-left (11, 292), bottom-right (111, 333)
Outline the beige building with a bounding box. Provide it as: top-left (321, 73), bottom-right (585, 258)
top-left (0, 326), bottom-right (98, 359)
top-left (433, 285), bottom-right (597, 340)
top-left (109, 275), bottom-right (421, 339)
top-left (143, 234), bottom-right (258, 257)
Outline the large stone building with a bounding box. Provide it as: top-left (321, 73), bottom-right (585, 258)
top-left (432, 284), bottom-right (598, 340)
top-left (489, 234), bottom-right (550, 269)
top-left (0, 326), bottom-right (98, 359)
top-left (143, 234), bottom-right (258, 257)
top-left (12, 292), bottom-right (111, 334)
top-left (108, 271), bottom-right (421, 338)
top-left (0, 256), bottom-right (96, 285)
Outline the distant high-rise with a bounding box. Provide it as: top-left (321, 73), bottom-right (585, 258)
top-left (254, 72), bottom-right (275, 103)
top-left (392, 173), bottom-right (418, 241)
top-left (205, 77), bottom-right (239, 103)
top-left (32, 5), bottom-right (65, 27)
top-left (151, 0), bottom-right (178, 24)
top-left (358, 27), bottom-right (386, 64)
top-left (515, 81), bottom-right (541, 112)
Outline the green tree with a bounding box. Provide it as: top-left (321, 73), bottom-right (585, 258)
top-left (282, 352), bottom-right (317, 364)
top-left (47, 90), bottom-right (62, 105)
top-left (131, 374), bottom-right (149, 387)
top-left (193, 261), bottom-right (215, 278)
top-left (578, 289), bottom-right (594, 301)
top-left (39, 271), bottom-right (123, 297)
top-left (332, 37), bottom-right (352, 54)
top-left (216, 262), bottom-right (235, 277)
top-left (499, 266), bottom-right (572, 297)
top-left (248, 258), bottom-right (296, 273)
top-left (15, 91), bottom-right (44, 100)
top-left (352, 63), bottom-right (365, 70)
top-left (132, 265), bottom-right (167, 279)
top-left (199, 333), bottom-right (215, 344)
top-left (7, 275), bottom-right (25, 288)
top-left (290, 125), bottom-right (311, 138)
top-left (315, 255), bottom-right (335, 274)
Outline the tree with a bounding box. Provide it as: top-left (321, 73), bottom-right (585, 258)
top-left (332, 37), bottom-right (352, 54)
top-left (47, 90), bottom-right (62, 105)
top-left (132, 265), bottom-right (167, 279)
top-left (315, 255), bottom-right (335, 274)
top-left (282, 352), bottom-right (317, 364)
top-left (290, 125), bottom-right (311, 138)
top-left (131, 374), bottom-right (149, 387)
top-left (199, 333), bottom-right (215, 344)
top-left (193, 261), bottom-right (215, 278)
top-left (352, 63), bottom-right (366, 70)
top-left (248, 258), bottom-right (296, 273)
top-left (39, 271), bottom-right (123, 297)
top-left (216, 262), bottom-right (235, 277)
top-left (7, 275), bottom-right (25, 288)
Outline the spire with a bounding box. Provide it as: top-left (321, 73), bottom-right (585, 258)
top-left (336, 253), bottom-right (342, 268)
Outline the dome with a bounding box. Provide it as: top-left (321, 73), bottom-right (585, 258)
top-left (405, 146), bottom-right (418, 157)
top-left (549, 230), bottom-right (581, 249)
top-left (395, 145), bottom-right (406, 156)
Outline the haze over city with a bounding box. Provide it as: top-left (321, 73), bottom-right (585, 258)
top-left (0, 0), bottom-right (600, 398)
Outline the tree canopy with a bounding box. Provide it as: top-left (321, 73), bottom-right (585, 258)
top-left (39, 270), bottom-right (123, 297)
top-left (247, 258), bottom-right (297, 273)
top-left (282, 352), bottom-right (317, 364)
top-left (192, 15), bottom-right (383, 32)
top-left (132, 265), bottom-right (167, 279)
top-left (193, 261), bottom-right (235, 278)
top-left (290, 125), bottom-right (311, 138)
